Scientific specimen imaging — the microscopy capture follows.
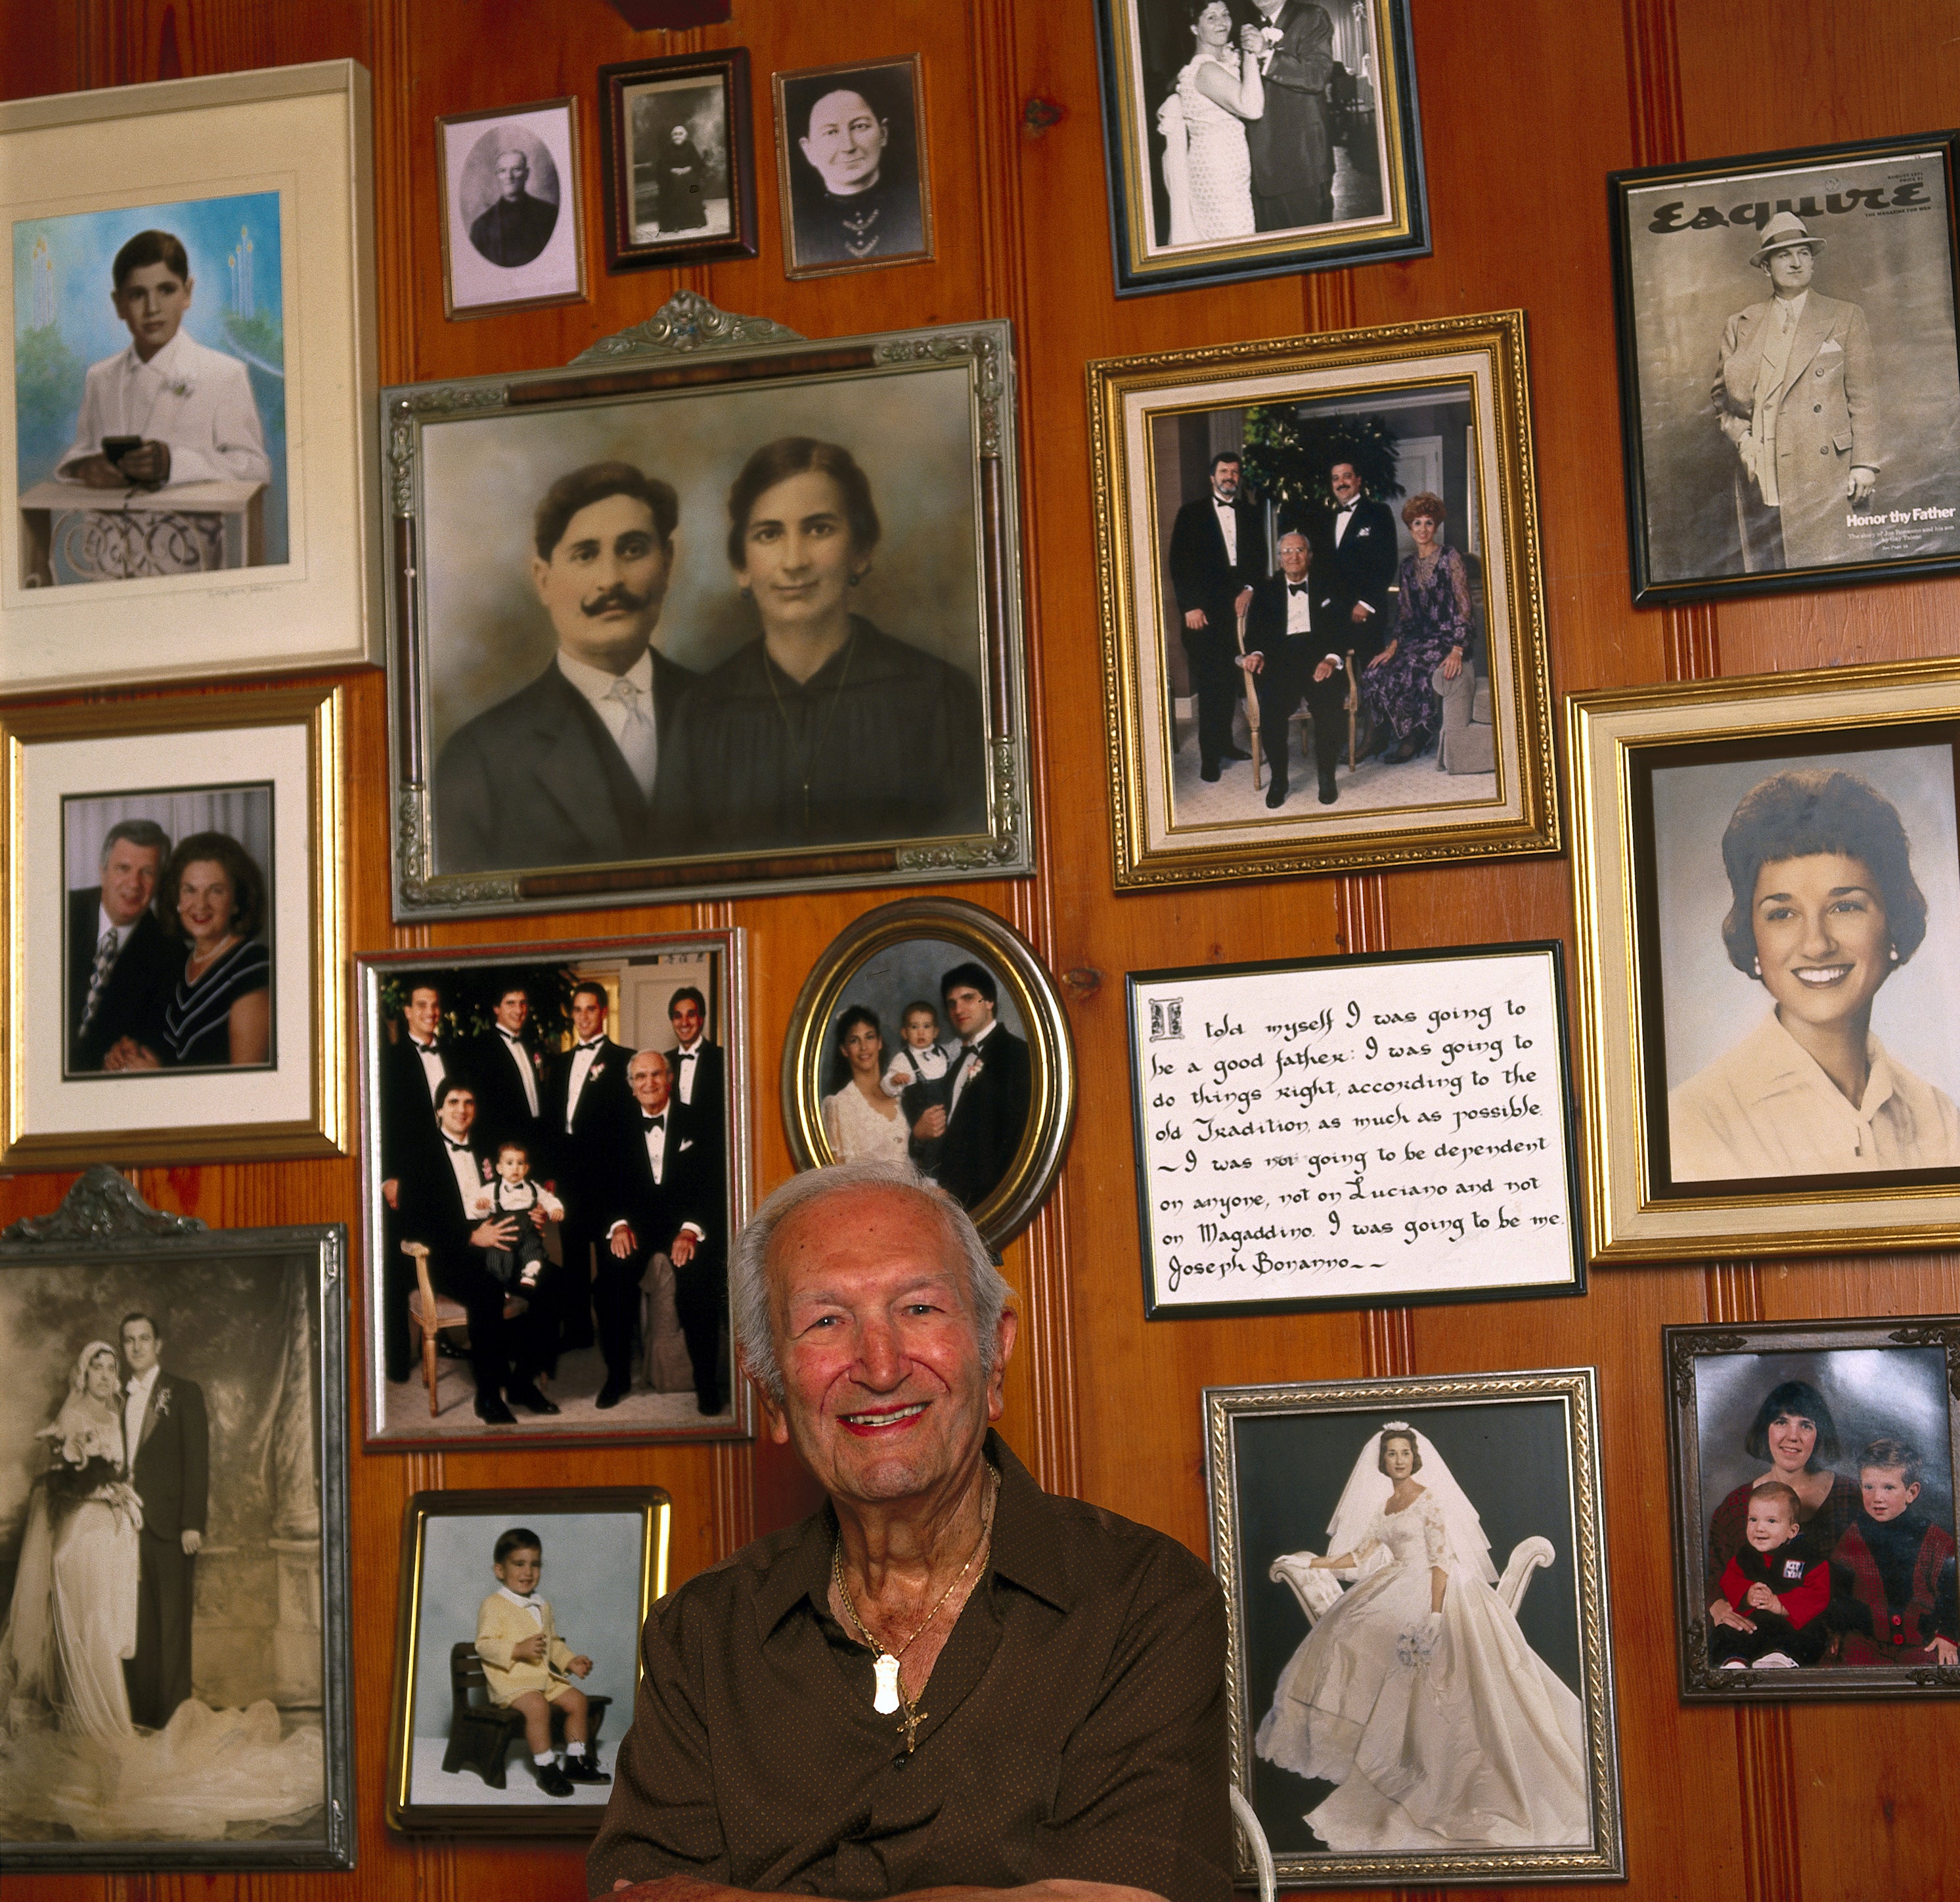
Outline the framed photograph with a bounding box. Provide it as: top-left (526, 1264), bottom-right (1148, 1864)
top-left (1, 60), bottom-right (381, 692)
top-left (0, 682), bottom-right (346, 1168)
top-left (1091, 0), bottom-right (1428, 298)
top-left (780, 898), bottom-right (1074, 1250)
top-left (437, 97), bottom-right (587, 319)
top-left (385, 291), bottom-right (1031, 919)
top-left (386, 1486), bottom-right (668, 1833)
top-left (1127, 941), bottom-right (1585, 1316)
top-left (1088, 309), bottom-right (1558, 890)
top-left (772, 56), bottom-right (933, 279)
top-left (0, 1166), bottom-right (352, 1872)
top-left (599, 49), bottom-right (757, 273)
top-left (1568, 656), bottom-right (1960, 1260)
top-left (357, 931), bottom-right (749, 1449)
top-left (1610, 133), bottom-right (1960, 606)
top-left (1664, 1317), bottom-right (1960, 1700)
top-left (1205, 1369), bottom-right (1623, 1886)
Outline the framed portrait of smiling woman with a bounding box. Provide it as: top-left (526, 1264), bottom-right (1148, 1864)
top-left (1569, 657), bottom-right (1960, 1260)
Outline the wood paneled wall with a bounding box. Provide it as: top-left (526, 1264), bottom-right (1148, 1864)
top-left (5, 3), bottom-right (1958, 1897)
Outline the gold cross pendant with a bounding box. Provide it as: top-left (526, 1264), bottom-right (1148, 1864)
top-left (897, 1704), bottom-right (927, 1753)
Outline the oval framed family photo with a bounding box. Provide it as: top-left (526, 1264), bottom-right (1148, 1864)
top-left (781, 898), bottom-right (1075, 1249)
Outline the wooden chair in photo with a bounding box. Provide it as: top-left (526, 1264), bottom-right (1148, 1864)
top-left (439, 1643), bottom-right (612, 1789)
top-left (400, 1240), bottom-right (527, 1419)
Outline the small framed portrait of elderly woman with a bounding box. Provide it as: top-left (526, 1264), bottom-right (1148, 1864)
top-left (780, 898), bottom-right (1075, 1250)
top-left (771, 56), bottom-right (933, 280)
top-left (1664, 1317), bottom-right (1960, 1700)
top-left (386, 1486), bottom-right (668, 1834)
top-left (1205, 1368), bottom-right (1624, 1886)
top-left (0, 1166), bottom-right (353, 1871)
top-left (0, 683), bottom-right (345, 1168)
top-left (384, 294), bottom-right (1032, 920)
top-left (1569, 657), bottom-right (1960, 1259)
top-left (1090, 0), bottom-right (1429, 298)
top-left (1609, 133), bottom-right (1960, 606)
top-left (1088, 309), bottom-right (1559, 890)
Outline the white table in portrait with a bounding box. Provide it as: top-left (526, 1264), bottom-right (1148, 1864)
top-left (1253, 1423), bottom-right (1591, 1853)
top-left (18, 477), bottom-right (267, 586)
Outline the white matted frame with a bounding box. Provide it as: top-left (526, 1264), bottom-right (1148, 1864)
top-left (1, 683), bottom-right (346, 1166)
top-left (0, 61), bottom-right (380, 693)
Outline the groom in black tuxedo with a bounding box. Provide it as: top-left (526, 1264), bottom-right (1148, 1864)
top-left (1167, 449), bottom-right (1265, 782)
top-left (1242, 0), bottom-right (1336, 231)
top-left (120, 1311), bottom-right (208, 1731)
top-left (910, 962), bottom-right (1031, 1211)
top-left (1237, 531), bottom-right (1356, 807)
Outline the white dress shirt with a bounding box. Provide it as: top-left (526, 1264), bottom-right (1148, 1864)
top-left (1211, 492), bottom-right (1238, 565)
top-left (95, 904), bottom-right (137, 960)
top-left (556, 648), bottom-right (659, 797)
top-left (409, 1038), bottom-right (445, 1103)
top-left (56, 330), bottom-right (271, 487)
top-left (498, 1029), bottom-right (541, 1117)
top-left (564, 1041), bottom-right (604, 1130)
top-left (673, 1039), bottom-right (703, 1105)
top-left (123, 1363), bottom-right (160, 1471)
top-left (947, 1019), bottom-right (1001, 1117)
top-left (443, 1138), bottom-right (483, 1208)
top-left (498, 1584), bottom-right (545, 1626)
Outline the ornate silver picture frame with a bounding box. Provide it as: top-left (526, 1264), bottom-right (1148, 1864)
top-left (382, 291), bottom-right (1032, 919)
top-left (0, 1167), bottom-right (353, 1871)
top-left (1205, 1367), bottom-right (1624, 1887)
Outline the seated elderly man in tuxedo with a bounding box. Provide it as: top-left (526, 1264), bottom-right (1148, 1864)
top-left (587, 1157), bottom-right (1230, 1902)
top-left (397, 1076), bottom-right (560, 1425)
top-left (1235, 530), bottom-right (1354, 808)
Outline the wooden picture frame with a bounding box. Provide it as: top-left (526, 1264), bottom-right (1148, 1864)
top-left (384, 290), bottom-right (1031, 919)
top-left (1609, 133), bottom-right (1960, 606)
top-left (1206, 1367), bottom-right (1624, 1886)
top-left (1091, 0), bottom-right (1429, 298)
top-left (0, 60), bottom-right (381, 691)
top-left (0, 1168), bottom-right (353, 1871)
top-left (386, 1485), bottom-right (669, 1834)
top-left (436, 96), bottom-right (588, 319)
top-left (1089, 309), bottom-right (1557, 890)
top-left (1127, 941), bottom-right (1586, 1316)
top-left (1, 682), bottom-right (346, 1168)
top-left (1664, 1316), bottom-right (1960, 1699)
top-left (1567, 657), bottom-right (1960, 1260)
top-left (780, 898), bottom-right (1074, 1250)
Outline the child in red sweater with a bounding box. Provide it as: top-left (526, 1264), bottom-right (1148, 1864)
top-left (1708, 1481), bottom-right (1831, 1668)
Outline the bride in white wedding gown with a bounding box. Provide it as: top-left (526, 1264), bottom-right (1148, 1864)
top-left (1255, 1421), bottom-right (1592, 1853)
top-left (0, 1338), bottom-right (324, 1842)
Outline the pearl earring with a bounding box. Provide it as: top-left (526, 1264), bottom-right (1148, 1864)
top-left (1752, 958), bottom-right (1762, 979)
top-left (1889, 945), bottom-right (1900, 963)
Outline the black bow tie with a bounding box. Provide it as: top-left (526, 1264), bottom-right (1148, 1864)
top-left (577, 1039), bottom-right (602, 1051)
top-left (1288, 583), bottom-right (1310, 595)
top-left (414, 1040), bottom-right (437, 1053)
top-left (642, 1114), bottom-right (665, 1132)
top-left (443, 1138), bottom-right (472, 1153)
top-left (499, 1029), bottom-right (522, 1043)
top-left (1335, 500), bottom-right (1356, 512)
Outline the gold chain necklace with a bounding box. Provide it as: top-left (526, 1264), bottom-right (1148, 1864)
top-left (832, 1466), bottom-right (998, 1753)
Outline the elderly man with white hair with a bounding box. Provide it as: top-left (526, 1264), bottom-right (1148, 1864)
top-left (589, 1158), bottom-right (1230, 1902)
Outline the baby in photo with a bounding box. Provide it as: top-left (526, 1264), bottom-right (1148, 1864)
top-left (1827, 1438), bottom-right (1960, 1666)
top-left (1707, 1481), bottom-right (1831, 1668)
top-left (466, 1140), bottom-right (564, 1291)
top-left (474, 1527), bottom-right (606, 1798)
top-left (883, 999), bottom-right (950, 1174)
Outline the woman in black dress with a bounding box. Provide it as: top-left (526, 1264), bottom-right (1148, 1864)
top-left (103, 830), bottom-right (271, 1071)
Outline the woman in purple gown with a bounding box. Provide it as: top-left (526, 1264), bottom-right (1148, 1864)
top-left (1360, 491), bottom-right (1471, 764)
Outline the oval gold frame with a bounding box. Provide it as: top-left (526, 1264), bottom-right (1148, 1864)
top-left (781, 898), bottom-right (1075, 1249)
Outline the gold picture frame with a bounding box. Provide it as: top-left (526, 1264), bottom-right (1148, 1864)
top-left (1, 682), bottom-right (346, 1166)
top-left (1088, 309), bottom-right (1558, 891)
top-left (1568, 657), bottom-right (1960, 1259)
top-left (780, 898), bottom-right (1074, 1250)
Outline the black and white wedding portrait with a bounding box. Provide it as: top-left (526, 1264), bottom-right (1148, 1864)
top-left (61, 782), bottom-right (275, 1078)
top-left (439, 99), bottom-right (585, 318)
top-left (0, 1229), bottom-right (341, 1859)
top-left (774, 57), bottom-right (932, 276)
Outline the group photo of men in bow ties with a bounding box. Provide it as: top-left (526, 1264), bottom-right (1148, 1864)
top-left (370, 954), bottom-right (732, 1438)
top-left (1155, 399), bottom-right (1500, 824)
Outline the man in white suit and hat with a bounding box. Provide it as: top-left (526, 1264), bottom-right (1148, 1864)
top-left (1712, 211), bottom-right (1879, 573)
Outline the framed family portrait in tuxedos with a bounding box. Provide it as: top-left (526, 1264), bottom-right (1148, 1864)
top-left (386, 1486), bottom-right (668, 1834)
top-left (384, 290), bottom-right (1032, 920)
top-left (780, 898), bottom-right (1075, 1250)
top-left (1609, 133), bottom-right (1960, 606)
top-left (1091, 0), bottom-right (1427, 297)
top-left (0, 1167), bottom-right (352, 1872)
top-left (1088, 310), bottom-right (1557, 891)
top-left (0, 682), bottom-right (346, 1168)
top-left (1567, 657), bottom-right (1960, 1261)
top-left (356, 930), bottom-right (749, 1451)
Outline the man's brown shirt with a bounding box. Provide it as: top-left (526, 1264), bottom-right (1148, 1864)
top-left (588, 1433), bottom-right (1230, 1902)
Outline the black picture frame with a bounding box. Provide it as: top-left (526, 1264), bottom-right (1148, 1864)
top-left (1090, 0), bottom-right (1429, 298)
top-left (1664, 1316), bottom-right (1960, 1700)
top-left (1609, 131), bottom-right (1960, 606)
top-left (598, 49), bottom-right (759, 273)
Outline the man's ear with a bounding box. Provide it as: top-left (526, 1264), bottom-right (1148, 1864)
top-left (531, 553), bottom-right (553, 604)
top-left (736, 1350), bottom-right (791, 1445)
top-left (987, 1304), bottom-right (1018, 1423)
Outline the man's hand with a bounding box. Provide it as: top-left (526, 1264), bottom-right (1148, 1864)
top-left (611, 1223), bottom-right (638, 1259)
top-left (569, 1654), bottom-right (594, 1678)
top-left (512, 1631), bottom-right (548, 1664)
top-left (1366, 640), bottom-right (1396, 671)
top-left (914, 1105), bottom-right (948, 1140)
top-left (1709, 1597), bottom-right (1756, 1633)
top-left (470, 1215), bottom-right (520, 1250)
top-left (1848, 464), bottom-right (1877, 505)
top-left (1348, 601), bottom-right (1371, 623)
top-left (382, 1177), bottom-right (401, 1210)
top-left (1183, 608), bottom-right (1207, 630)
top-left (1234, 585), bottom-right (1253, 616)
top-left (670, 1230), bottom-right (697, 1268)
top-left (1312, 657), bottom-right (1337, 683)
top-left (182, 1529), bottom-right (203, 1556)
top-left (1236, 652), bottom-right (1264, 674)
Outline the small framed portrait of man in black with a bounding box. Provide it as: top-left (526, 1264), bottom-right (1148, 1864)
top-left (437, 98), bottom-right (587, 320)
top-left (781, 898), bottom-right (1074, 1250)
top-left (771, 56), bottom-right (933, 279)
top-left (1609, 132), bottom-right (1960, 604)
top-left (598, 49), bottom-right (757, 273)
